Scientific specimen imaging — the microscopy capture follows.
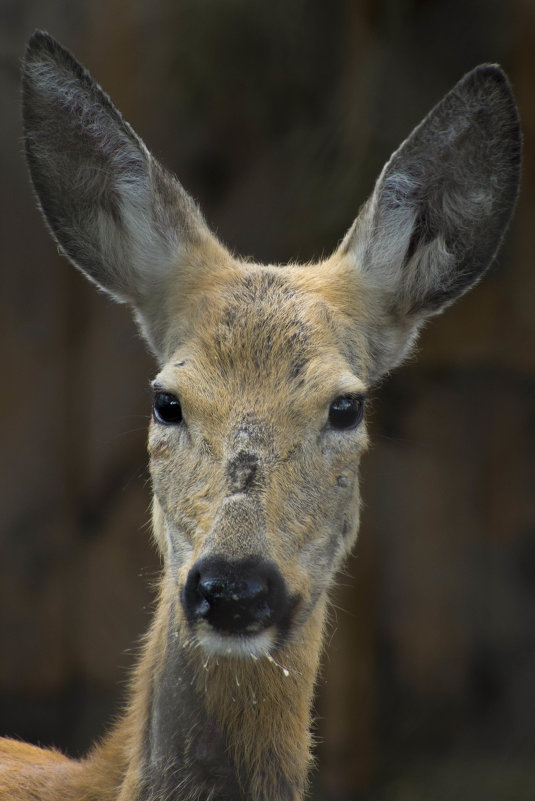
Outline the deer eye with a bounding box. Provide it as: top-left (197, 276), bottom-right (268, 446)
top-left (328, 394), bottom-right (365, 430)
top-left (153, 391), bottom-right (183, 425)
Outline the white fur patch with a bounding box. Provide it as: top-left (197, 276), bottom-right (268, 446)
top-left (195, 626), bottom-right (276, 660)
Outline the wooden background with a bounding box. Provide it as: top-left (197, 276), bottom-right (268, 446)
top-left (1, 1), bottom-right (535, 799)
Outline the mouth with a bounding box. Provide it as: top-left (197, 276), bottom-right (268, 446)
top-left (192, 624), bottom-right (278, 660)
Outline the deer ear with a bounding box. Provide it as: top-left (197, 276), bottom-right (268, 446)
top-left (22, 31), bottom-right (222, 357)
top-left (340, 64), bottom-right (521, 381)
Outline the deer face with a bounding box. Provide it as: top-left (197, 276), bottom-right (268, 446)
top-left (148, 264), bottom-right (369, 657)
top-left (22, 34), bottom-right (520, 662)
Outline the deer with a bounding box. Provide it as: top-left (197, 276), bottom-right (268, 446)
top-left (0, 30), bottom-right (520, 801)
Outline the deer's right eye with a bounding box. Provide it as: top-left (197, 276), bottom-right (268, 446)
top-left (153, 392), bottom-right (183, 425)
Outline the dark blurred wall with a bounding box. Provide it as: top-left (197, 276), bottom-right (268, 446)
top-left (1, 1), bottom-right (534, 799)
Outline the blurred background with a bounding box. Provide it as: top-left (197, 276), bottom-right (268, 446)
top-left (1, 1), bottom-right (534, 799)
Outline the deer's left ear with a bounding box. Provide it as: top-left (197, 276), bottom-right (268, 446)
top-left (340, 64), bottom-right (521, 381)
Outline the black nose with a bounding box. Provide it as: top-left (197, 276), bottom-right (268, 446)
top-left (182, 556), bottom-right (288, 636)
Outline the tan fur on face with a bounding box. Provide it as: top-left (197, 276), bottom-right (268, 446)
top-left (149, 260), bottom-right (370, 624)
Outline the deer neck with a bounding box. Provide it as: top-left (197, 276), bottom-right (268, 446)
top-left (118, 567), bottom-right (326, 801)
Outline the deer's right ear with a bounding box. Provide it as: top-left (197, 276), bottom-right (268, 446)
top-left (22, 31), bottom-right (222, 357)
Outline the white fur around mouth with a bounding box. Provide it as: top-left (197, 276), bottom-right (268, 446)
top-left (195, 625), bottom-right (276, 660)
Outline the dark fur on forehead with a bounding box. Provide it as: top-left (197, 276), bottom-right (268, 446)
top-left (201, 269), bottom-right (319, 380)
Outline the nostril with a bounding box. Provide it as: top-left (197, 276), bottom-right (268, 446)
top-left (182, 556), bottom-right (288, 636)
top-left (198, 576), bottom-right (224, 601)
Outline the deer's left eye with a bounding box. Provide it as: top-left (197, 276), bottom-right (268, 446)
top-left (328, 394), bottom-right (365, 431)
top-left (153, 391), bottom-right (183, 425)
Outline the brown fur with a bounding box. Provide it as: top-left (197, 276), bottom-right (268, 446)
top-left (1, 32), bottom-right (520, 801)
